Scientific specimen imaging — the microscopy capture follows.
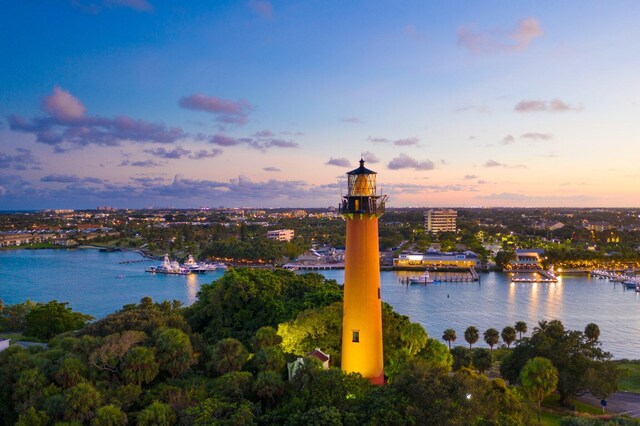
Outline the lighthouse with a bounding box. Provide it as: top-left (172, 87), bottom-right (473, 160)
top-left (340, 159), bottom-right (387, 385)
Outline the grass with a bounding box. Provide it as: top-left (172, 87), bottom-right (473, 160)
top-left (540, 410), bottom-right (562, 426)
top-left (0, 332), bottom-right (25, 342)
top-left (615, 360), bottom-right (640, 393)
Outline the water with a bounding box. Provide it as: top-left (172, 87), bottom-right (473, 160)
top-left (1, 249), bottom-right (639, 359)
top-left (0, 249), bottom-right (223, 318)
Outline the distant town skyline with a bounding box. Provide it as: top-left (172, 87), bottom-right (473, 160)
top-left (2, 1), bottom-right (640, 209)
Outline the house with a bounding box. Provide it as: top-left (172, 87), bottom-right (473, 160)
top-left (0, 338), bottom-right (10, 352)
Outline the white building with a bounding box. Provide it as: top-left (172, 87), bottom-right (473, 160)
top-left (267, 229), bottom-right (295, 242)
top-left (0, 338), bottom-right (9, 352)
top-left (425, 209), bottom-right (457, 233)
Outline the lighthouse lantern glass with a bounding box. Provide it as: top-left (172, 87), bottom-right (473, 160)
top-left (348, 173), bottom-right (376, 197)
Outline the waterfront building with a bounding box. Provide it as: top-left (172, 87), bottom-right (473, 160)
top-left (510, 249), bottom-right (545, 270)
top-left (266, 229), bottom-right (295, 242)
top-left (340, 159), bottom-right (386, 385)
top-left (394, 249), bottom-right (480, 268)
top-left (425, 209), bottom-right (457, 233)
top-left (0, 338), bottom-right (9, 352)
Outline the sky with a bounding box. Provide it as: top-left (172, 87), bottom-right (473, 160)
top-left (1, 1), bottom-right (640, 209)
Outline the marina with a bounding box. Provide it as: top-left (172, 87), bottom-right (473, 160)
top-left (1, 248), bottom-right (640, 358)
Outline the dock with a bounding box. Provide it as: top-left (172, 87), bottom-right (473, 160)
top-left (400, 268), bottom-right (478, 284)
top-left (511, 269), bottom-right (558, 283)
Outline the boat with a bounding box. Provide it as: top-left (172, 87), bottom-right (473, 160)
top-left (409, 271), bottom-right (435, 284)
top-left (146, 254), bottom-right (192, 275)
top-left (183, 255), bottom-right (224, 273)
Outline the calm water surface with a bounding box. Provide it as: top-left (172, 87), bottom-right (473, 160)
top-left (1, 249), bottom-right (639, 358)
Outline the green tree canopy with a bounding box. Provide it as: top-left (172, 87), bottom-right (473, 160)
top-left (520, 357), bottom-right (558, 423)
top-left (24, 301), bottom-right (93, 341)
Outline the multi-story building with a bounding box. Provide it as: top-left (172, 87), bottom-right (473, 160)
top-left (267, 229), bottom-right (295, 242)
top-left (425, 209), bottom-right (457, 233)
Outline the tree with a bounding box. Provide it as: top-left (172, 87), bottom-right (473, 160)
top-left (121, 346), bottom-right (159, 385)
top-left (400, 322), bottom-right (429, 355)
top-left (472, 348), bottom-right (492, 373)
top-left (15, 407), bottom-right (49, 426)
top-left (451, 346), bottom-right (472, 371)
top-left (253, 371), bottom-right (285, 409)
top-left (584, 323), bottom-right (600, 342)
top-left (520, 357), bottom-right (558, 423)
top-left (251, 346), bottom-right (286, 373)
top-left (208, 338), bottom-right (249, 375)
top-left (515, 321), bottom-right (528, 340)
top-left (250, 326), bottom-right (283, 351)
top-left (91, 404), bottom-right (127, 426)
top-left (464, 326), bottom-right (479, 349)
top-left (501, 326), bottom-right (517, 348)
top-left (483, 328), bottom-right (500, 352)
top-left (137, 401), bottom-right (176, 426)
top-left (53, 355), bottom-right (86, 388)
top-left (63, 383), bottom-right (103, 422)
top-left (442, 328), bottom-right (456, 349)
top-left (24, 301), bottom-right (93, 340)
top-left (153, 328), bottom-right (194, 378)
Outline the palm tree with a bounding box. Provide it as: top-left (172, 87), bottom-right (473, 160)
top-left (442, 329), bottom-right (457, 349)
top-left (515, 321), bottom-right (528, 339)
top-left (501, 326), bottom-right (517, 348)
top-left (533, 320), bottom-right (548, 335)
top-left (585, 323), bottom-right (600, 341)
top-left (464, 326), bottom-right (479, 349)
top-left (483, 328), bottom-right (500, 352)
top-left (401, 322), bottom-right (429, 355)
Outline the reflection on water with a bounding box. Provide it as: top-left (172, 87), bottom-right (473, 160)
top-left (1, 250), bottom-right (639, 359)
top-left (186, 274), bottom-right (198, 305)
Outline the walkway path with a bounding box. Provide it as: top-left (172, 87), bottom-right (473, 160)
top-left (578, 391), bottom-right (640, 418)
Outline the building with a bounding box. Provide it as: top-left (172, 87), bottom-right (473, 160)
top-left (510, 249), bottom-right (545, 270)
top-left (266, 229), bottom-right (294, 242)
top-left (340, 159), bottom-right (386, 385)
top-left (394, 250), bottom-right (481, 269)
top-left (425, 209), bottom-right (457, 233)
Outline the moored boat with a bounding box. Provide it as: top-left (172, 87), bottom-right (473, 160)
top-left (409, 271), bottom-right (434, 284)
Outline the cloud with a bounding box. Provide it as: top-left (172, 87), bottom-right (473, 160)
top-left (206, 133), bottom-right (298, 151)
top-left (0, 148), bottom-right (41, 170)
top-left (326, 157), bottom-right (351, 167)
top-left (248, 0), bottom-right (273, 18)
top-left (501, 135), bottom-right (515, 145)
top-left (254, 129), bottom-right (274, 138)
top-left (484, 160), bottom-right (504, 168)
top-left (454, 104), bottom-right (490, 113)
top-left (404, 24), bottom-right (426, 41)
top-left (119, 159), bottom-right (162, 167)
top-left (73, 0), bottom-right (153, 13)
top-left (40, 174), bottom-right (104, 184)
top-left (41, 86), bottom-right (86, 121)
top-left (457, 17), bottom-right (542, 54)
top-left (521, 132), bottom-right (552, 140)
top-left (463, 174), bottom-right (478, 180)
top-left (263, 166), bottom-right (281, 172)
top-left (189, 149), bottom-right (222, 159)
top-left (144, 146), bottom-right (191, 159)
top-left (10, 87), bottom-right (185, 152)
top-left (342, 117), bottom-right (362, 123)
top-left (483, 159), bottom-right (527, 169)
top-left (387, 154), bottom-right (434, 171)
top-left (362, 151), bottom-right (379, 164)
top-left (179, 94), bottom-right (252, 125)
top-left (367, 136), bottom-right (390, 144)
top-left (394, 137), bottom-right (419, 146)
top-left (514, 99), bottom-right (581, 112)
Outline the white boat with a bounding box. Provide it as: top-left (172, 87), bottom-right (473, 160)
top-left (409, 271), bottom-right (434, 284)
top-left (183, 255), bottom-right (226, 273)
top-left (146, 254), bottom-right (192, 275)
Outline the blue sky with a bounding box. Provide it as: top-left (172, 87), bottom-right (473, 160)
top-left (2, 1), bottom-right (640, 209)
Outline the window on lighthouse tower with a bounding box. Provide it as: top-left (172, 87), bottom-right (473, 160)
top-left (352, 330), bottom-right (360, 343)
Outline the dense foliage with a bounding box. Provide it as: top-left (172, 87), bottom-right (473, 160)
top-left (500, 320), bottom-right (618, 405)
top-left (0, 269), bottom-right (539, 425)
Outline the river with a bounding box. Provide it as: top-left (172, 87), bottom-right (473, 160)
top-left (1, 249), bottom-right (639, 359)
